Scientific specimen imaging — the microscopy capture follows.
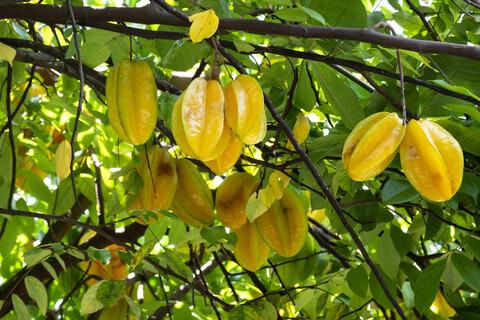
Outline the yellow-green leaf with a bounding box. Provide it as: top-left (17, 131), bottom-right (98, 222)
top-left (55, 140), bottom-right (72, 182)
top-left (189, 9), bottom-right (219, 43)
top-left (0, 42), bottom-right (16, 67)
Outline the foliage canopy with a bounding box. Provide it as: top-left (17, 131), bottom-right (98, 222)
top-left (1, 0), bottom-right (480, 319)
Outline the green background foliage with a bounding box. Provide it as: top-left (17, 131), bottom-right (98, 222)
top-left (1, 0), bottom-right (480, 319)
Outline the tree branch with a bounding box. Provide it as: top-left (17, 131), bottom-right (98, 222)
top-left (2, 4), bottom-right (480, 62)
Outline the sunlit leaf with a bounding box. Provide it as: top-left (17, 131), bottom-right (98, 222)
top-left (189, 9), bottom-right (219, 43)
top-left (55, 140), bottom-right (72, 182)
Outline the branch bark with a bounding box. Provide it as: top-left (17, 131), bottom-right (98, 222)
top-left (1, 4), bottom-right (480, 62)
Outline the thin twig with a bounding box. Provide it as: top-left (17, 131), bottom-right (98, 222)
top-left (66, 0), bottom-right (85, 212)
top-left (87, 146), bottom-right (105, 225)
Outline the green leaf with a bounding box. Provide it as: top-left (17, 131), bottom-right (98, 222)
top-left (246, 191), bottom-right (268, 222)
top-left (381, 179), bottom-right (419, 204)
top-left (369, 267), bottom-right (397, 309)
top-left (158, 248), bottom-right (193, 283)
top-left (50, 177), bottom-right (75, 215)
top-left (41, 261), bottom-right (58, 281)
top-left (346, 264), bottom-right (368, 297)
top-left (413, 259), bottom-right (447, 313)
top-left (325, 303), bottom-right (346, 320)
top-left (251, 300), bottom-right (277, 320)
top-left (80, 281), bottom-right (104, 315)
top-left (377, 228), bottom-right (401, 280)
top-left (124, 294), bottom-right (141, 319)
top-left (311, 63), bottom-right (364, 130)
top-left (24, 248), bottom-right (51, 267)
top-left (130, 240), bottom-right (156, 270)
top-left (443, 254), bottom-right (463, 291)
top-left (451, 252), bottom-right (480, 291)
top-left (274, 8), bottom-right (309, 22)
top-left (233, 38), bottom-right (255, 53)
top-left (87, 247), bottom-right (112, 265)
top-left (463, 235), bottom-right (480, 261)
top-left (12, 293), bottom-right (30, 320)
top-left (24, 276), bottom-right (48, 316)
top-left (228, 304), bottom-right (259, 320)
top-left (156, 37), bottom-right (201, 71)
top-left (97, 280), bottom-right (126, 308)
top-left (309, 0), bottom-right (367, 28)
top-left (0, 42), bottom-right (16, 66)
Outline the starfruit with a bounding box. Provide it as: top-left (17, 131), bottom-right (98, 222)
top-left (286, 113), bottom-right (310, 149)
top-left (342, 112), bottom-right (405, 181)
top-left (203, 126), bottom-right (243, 176)
top-left (275, 234), bottom-right (315, 287)
top-left (170, 159), bottom-right (215, 227)
top-left (171, 78), bottom-right (227, 160)
top-left (106, 59), bottom-right (158, 145)
top-left (233, 220), bottom-right (270, 272)
top-left (129, 145), bottom-right (177, 223)
top-left (79, 231), bottom-right (127, 287)
top-left (255, 185), bottom-right (308, 257)
top-left (224, 74), bottom-right (266, 144)
top-left (216, 172), bottom-right (259, 230)
top-left (400, 119), bottom-right (463, 202)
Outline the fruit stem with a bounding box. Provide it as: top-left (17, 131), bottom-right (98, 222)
top-left (372, 22), bottom-right (407, 125)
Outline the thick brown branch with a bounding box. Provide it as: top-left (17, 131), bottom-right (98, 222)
top-left (2, 4), bottom-right (480, 62)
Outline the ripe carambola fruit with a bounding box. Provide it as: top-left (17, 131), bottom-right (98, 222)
top-left (224, 74), bottom-right (266, 144)
top-left (171, 159), bottom-right (215, 227)
top-left (171, 78), bottom-right (226, 160)
top-left (203, 124), bottom-right (243, 176)
top-left (400, 119), bottom-right (463, 202)
top-left (129, 146), bottom-right (177, 222)
top-left (255, 185), bottom-right (308, 257)
top-left (430, 290), bottom-right (456, 318)
top-left (233, 220), bottom-right (270, 272)
top-left (79, 232), bottom-right (127, 287)
top-left (286, 113), bottom-right (310, 149)
top-left (343, 112), bottom-right (405, 181)
top-left (216, 172), bottom-right (259, 230)
top-left (106, 59), bottom-right (158, 145)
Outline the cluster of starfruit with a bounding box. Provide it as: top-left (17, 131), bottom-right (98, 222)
top-left (216, 172), bottom-right (309, 271)
top-left (172, 75), bottom-right (266, 175)
top-left (129, 145), bottom-right (215, 227)
top-left (342, 112), bottom-right (464, 202)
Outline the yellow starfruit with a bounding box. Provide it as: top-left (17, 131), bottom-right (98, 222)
top-left (342, 112), bottom-right (405, 181)
top-left (255, 185), bottom-right (308, 257)
top-left (286, 113), bottom-right (310, 149)
top-left (203, 131), bottom-right (243, 176)
top-left (171, 78), bottom-right (227, 160)
top-left (430, 290), bottom-right (456, 318)
top-left (233, 220), bottom-right (270, 272)
top-left (171, 159), bottom-right (215, 227)
top-left (106, 59), bottom-right (158, 145)
top-left (216, 172), bottom-right (260, 230)
top-left (129, 145), bottom-right (177, 223)
top-left (224, 74), bottom-right (266, 144)
top-left (400, 119), bottom-right (463, 202)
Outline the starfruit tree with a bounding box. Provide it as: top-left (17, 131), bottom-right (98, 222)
top-left (1, 0), bottom-right (480, 319)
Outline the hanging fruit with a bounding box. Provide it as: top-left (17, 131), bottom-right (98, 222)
top-left (286, 112), bottom-right (310, 149)
top-left (400, 119), bottom-right (463, 202)
top-left (216, 172), bottom-right (259, 230)
top-left (342, 112), bottom-right (405, 181)
top-left (106, 59), bottom-right (158, 145)
top-left (129, 145), bottom-right (177, 223)
top-left (170, 159), bottom-right (215, 227)
top-left (224, 74), bottom-right (266, 144)
top-left (203, 125), bottom-right (243, 176)
top-left (233, 219), bottom-right (270, 272)
top-left (171, 78), bottom-right (227, 160)
top-left (255, 185), bottom-right (308, 258)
